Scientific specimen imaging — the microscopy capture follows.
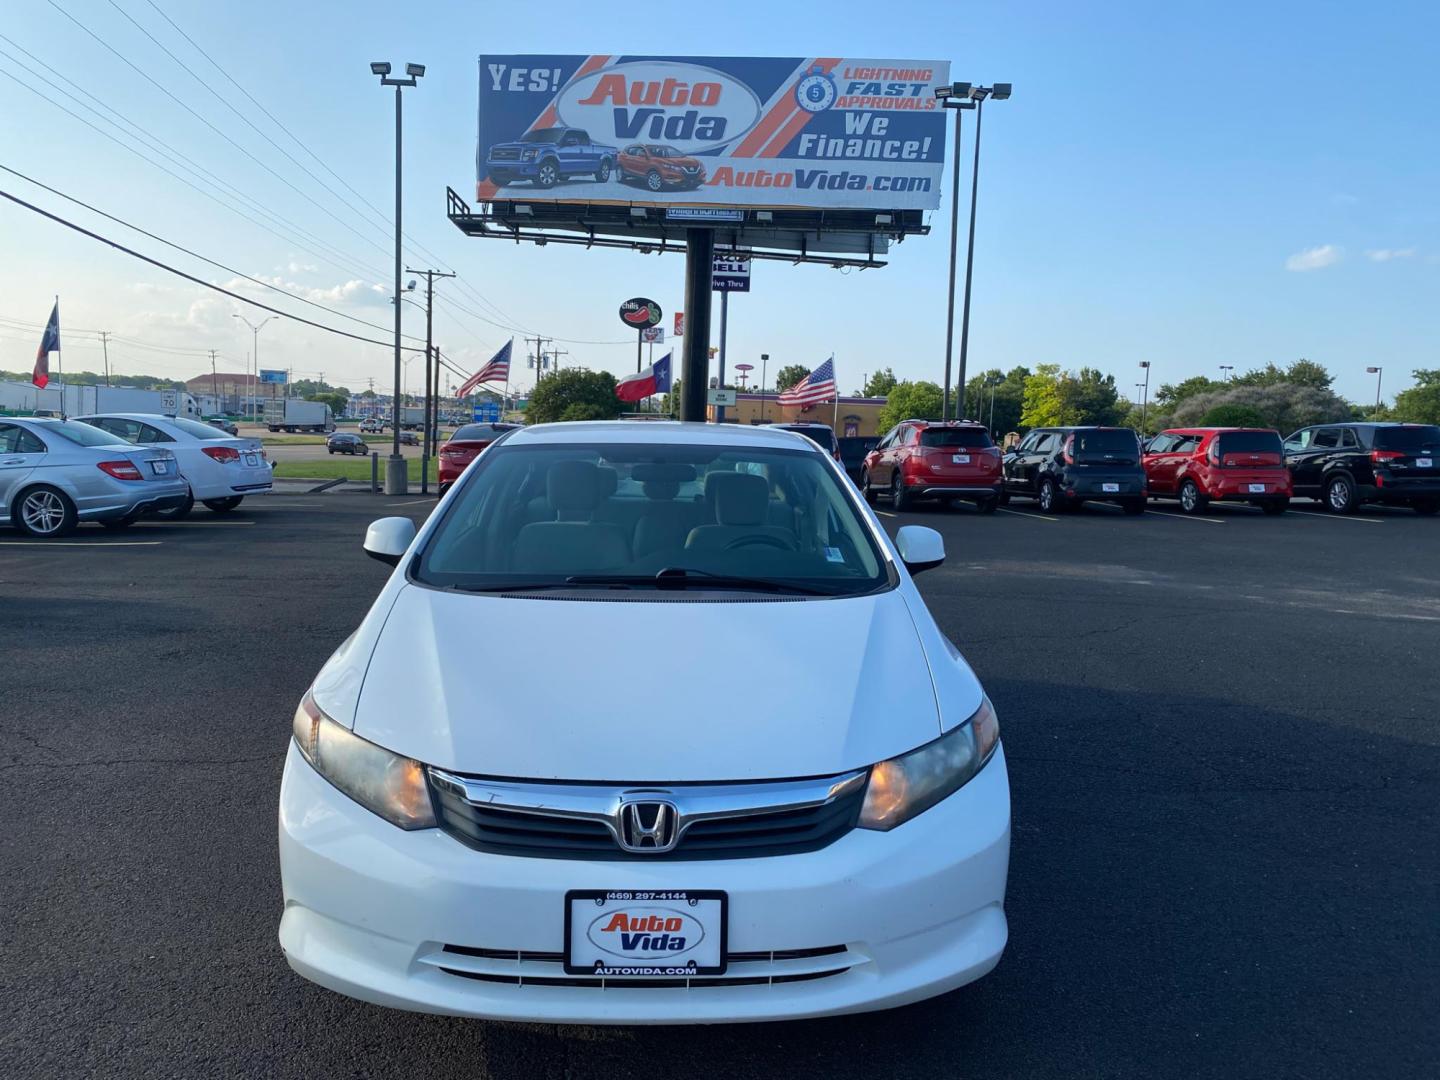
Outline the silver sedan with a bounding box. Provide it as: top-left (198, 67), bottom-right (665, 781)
top-left (0, 417), bottom-right (190, 537)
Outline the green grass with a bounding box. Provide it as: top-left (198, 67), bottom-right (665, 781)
top-left (271, 457), bottom-right (435, 483)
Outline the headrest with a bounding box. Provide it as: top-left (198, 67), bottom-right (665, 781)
top-left (642, 479), bottom-right (680, 501)
top-left (708, 472), bottom-right (769, 526)
top-left (596, 466), bottom-right (619, 497)
top-left (546, 460), bottom-right (605, 513)
top-left (632, 463), bottom-right (696, 483)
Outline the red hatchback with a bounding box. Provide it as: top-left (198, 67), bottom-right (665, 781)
top-left (437, 423), bottom-right (517, 494)
top-left (861, 420), bottom-right (1003, 512)
top-left (1143, 428), bottom-right (1292, 514)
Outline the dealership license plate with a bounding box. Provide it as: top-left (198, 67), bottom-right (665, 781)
top-left (1419, 458), bottom-right (1433, 468)
top-left (150, 461), bottom-right (168, 475)
top-left (1102, 482), bottom-right (1119, 493)
top-left (952, 454), bottom-right (971, 464)
top-left (1249, 483), bottom-right (1267, 493)
top-left (565, 890), bottom-right (726, 977)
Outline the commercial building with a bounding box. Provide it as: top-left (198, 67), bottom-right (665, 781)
top-left (707, 394), bottom-right (889, 437)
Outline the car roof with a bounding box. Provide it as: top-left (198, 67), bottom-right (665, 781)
top-left (506, 420), bottom-right (820, 450)
top-left (763, 422), bottom-right (832, 430)
top-left (903, 418), bottom-right (987, 427)
top-left (1161, 427), bottom-right (1277, 434)
top-left (75, 412), bottom-right (179, 422)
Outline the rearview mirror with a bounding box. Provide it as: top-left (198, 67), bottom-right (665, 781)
top-left (895, 525), bottom-right (945, 576)
top-left (363, 516), bottom-right (417, 567)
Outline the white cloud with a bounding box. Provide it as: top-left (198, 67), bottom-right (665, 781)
top-left (1285, 245), bottom-right (1342, 272)
top-left (1365, 248), bottom-right (1416, 262)
top-left (285, 261), bottom-right (319, 274)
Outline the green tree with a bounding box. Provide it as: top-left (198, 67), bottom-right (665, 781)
top-left (1390, 369), bottom-right (1440, 424)
top-left (526, 369), bottom-right (623, 424)
top-left (1020, 365), bottom-right (1072, 427)
top-left (1173, 383), bottom-right (1350, 433)
top-left (1153, 375), bottom-right (1221, 411)
top-left (1200, 403), bottom-right (1268, 427)
top-left (558, 402), bottom-right (608, 422)
top-left (1068, 367), bottom-right (1126, 426)
top-left (859, 368), bottom-right (898, 397)
top-left (1282, 359), bottom-right (1333, 390)
top-left (876, 380), bottom-right (943, 432)
top-left (962, 366), bottom-right (1030, 435)
top-left (307, 392), bottom-right (348, 416)
top-left (775, 364), bottom-right (810, 392)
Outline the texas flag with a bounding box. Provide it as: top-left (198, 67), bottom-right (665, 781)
top-left (615, 351), bottom-right (672, 402)
top-left (33, 301), bottom-right (59, 389)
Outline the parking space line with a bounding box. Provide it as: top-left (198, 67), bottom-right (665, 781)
top-left (0, 540), bottom-right (163, 547)
top-left (876, 510), bottom-right (897, 518)
top-left (997, 507), bottom-right (1059, 522)
top-left (1145, 510), bottom-right (1225, 524)
top-left (1289, 510), bottom-right (1384, 524)
top-left (133, 521), bottom-right (256, 527)
top-left (392, 498), bottom-right (437, 506)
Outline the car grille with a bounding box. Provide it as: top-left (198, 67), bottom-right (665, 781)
top-left (490, 148), bottom-right (520, 161)
top-left (424, 942), bottom-right (861, 988)
top-left (427, 770), bottom-right (867, 860)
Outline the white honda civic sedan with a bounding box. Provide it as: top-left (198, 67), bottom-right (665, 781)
top-left (278, 421), bottom-right (1010, 1024)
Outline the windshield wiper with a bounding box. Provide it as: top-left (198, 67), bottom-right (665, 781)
top-left (445, 581), bottom-right (576, 593)
top-left (565, 567), bottom-right (832, 595)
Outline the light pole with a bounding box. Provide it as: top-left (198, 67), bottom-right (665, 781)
top-left (759, 353), bottom-right (770, 422)
top-left (951, 81), bottom-right (1011, 421)
top-left (1138, 361), bottom-right (1151, 435)
top-left (935, 83), bottom-right (974, 420)
top-left (372, 60), bottom-right (424, 494)
top-left (988, 373), bottom-right (1000, 435)
top-left (1219, 364), bottom-right (1234, 381)
top-left (1367, 366), bottom-right (1383, 410)
top-left (233, 314), bottom-right (273, 424)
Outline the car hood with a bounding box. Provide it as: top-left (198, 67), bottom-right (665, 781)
top-left (346, 584), bottom-right (943, 782)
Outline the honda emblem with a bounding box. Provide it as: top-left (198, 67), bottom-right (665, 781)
top-left (617, 798), bottom-right (680, 853)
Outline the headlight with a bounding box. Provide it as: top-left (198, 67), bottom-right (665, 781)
top-left (859, 697), bottom-right (999, 831)
top-left (291, 691), bottom-right (436, 830)
top-left (521, 149), bottom-right (537, 161)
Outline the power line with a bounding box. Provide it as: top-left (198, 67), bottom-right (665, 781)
top-left (0, 164), bottom-right (424, 344)
top-left (46, 0), bottom-right (399, 267)
top-left (0, 187), bottom-right (426, 352)
top-left (0, 60), bottom-right (386, 286)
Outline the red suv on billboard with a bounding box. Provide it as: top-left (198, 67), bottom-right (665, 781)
top-left (1143, 428), bottom-right (1292, 514)
top-left (861, 420), bottom-right (1002, 512)
top-left (617, 144), bottom-right (707, 191)
top-left (437, 423), bottom-right (517, 495)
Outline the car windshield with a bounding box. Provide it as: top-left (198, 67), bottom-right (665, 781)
top-left (416, 441), bottom-right (888, 596)
top-left (1372, 426), bottom-right (1440, 451)
top-left (921, 427), bottom-right (993, 449)
top-left (168, 417), bottom-right (232, 440)
top-left (48, 420), bottom-right (129, 447)
top-left (527, 129), bottom-right (565, 143)
top-left (1216, 431), bottom-right (1282, 455)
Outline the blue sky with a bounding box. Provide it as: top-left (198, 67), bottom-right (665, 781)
top-left (1, 0), bottom-right (1435, 405)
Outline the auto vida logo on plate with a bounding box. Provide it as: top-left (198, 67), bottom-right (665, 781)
top-left (586, 906), bottom-right (705, 962)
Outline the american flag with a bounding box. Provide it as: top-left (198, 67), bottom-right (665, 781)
top-left (777, 357), bottom-right (836, 407)
top-left (456, 339), bottom-right (512, 396)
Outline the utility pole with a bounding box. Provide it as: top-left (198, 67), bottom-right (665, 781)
top-left (405, 268), bottom-right (455, 494)
top-left (209, 349), bottom-right (219, 414)
top-left (549, 347), bottom-right (570, 376)
top-left (99, 331), bottom-right (112, 386)
top-left (525, 335), bottom-right (553, 383)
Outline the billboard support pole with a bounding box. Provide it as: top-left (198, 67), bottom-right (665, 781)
top-left (680, 228), bottom-right (714, 423)
top-left (636, 329), bottom-right (643, 374)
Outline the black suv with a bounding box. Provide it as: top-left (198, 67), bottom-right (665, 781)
top-left (1284, 422), bottom-right (1440, 514)
top-left (1003, 426), bottom-right (1146, 514)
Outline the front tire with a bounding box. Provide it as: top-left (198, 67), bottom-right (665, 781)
top-left (977, 496), bottom-right (999, 514)
top-left (646, 169), bottom-right (664, 192)
top-left (1414, 499), bottom-right (1440, 516)
top-left (892, 472), bottom-right (913, 512)
top-left (203, 496), bottom-right (243, 513)
top-left (860, 469), bottom-right (876, 503)
top-left (1121, 498), bottom-right (1146, 515)
top-left (1325, 474), bottom-right (1357, 514)
top-left (536, 160), bottom-right (559, 189)
top-left (100, 515), bottom-right (138, 530)
top-left (14, 486), bottom-right (77, 538)
top-left (1179, 479), bottom-right (1209, 515)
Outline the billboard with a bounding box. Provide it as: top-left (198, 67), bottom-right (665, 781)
top-left (259, 369), bottom-right (287, 384)
top-left (477, 56), bottom-right (950, 211)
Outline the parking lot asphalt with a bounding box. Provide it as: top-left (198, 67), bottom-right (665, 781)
top-left (2, 494), bottom-right (1436, 1079)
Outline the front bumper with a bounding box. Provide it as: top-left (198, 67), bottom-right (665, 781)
top-left (278, 741), bottom-right (1010, 1024)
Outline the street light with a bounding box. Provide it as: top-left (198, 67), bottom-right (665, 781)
top-left (936, 81), bottom-right (1011, 420)
top-left (759, 353), bottom-right (770, 421)
top-left (1138, 361), bottom-right (1151, 435)
top-left (233, 314), bottom-right (274, 424)
top-left (1219, 364), bottom-right (1234, 381)
top-left (372, 59), bottom-right (424, 494)
top-left (1366, 366), bottom-right (1383, 410)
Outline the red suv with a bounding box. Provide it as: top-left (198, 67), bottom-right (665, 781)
top-left (1143, 427), bottom-right (1292, 514)
top-left (861, 420), bottom-right (1002, 512)
top-left (437, 422), bottom-right (517, 494)
top-left (617, 143), bottom-right (706, 191)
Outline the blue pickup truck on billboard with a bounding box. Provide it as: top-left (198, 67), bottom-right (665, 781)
top-left (477, 56), bottom-right (950, 211)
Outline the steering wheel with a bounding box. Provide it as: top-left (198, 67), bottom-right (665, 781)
top-left (724, 534), bottom-right (796, 552)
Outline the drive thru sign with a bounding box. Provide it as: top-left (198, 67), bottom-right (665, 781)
top-left (712, 252), bottom-right (751, 292)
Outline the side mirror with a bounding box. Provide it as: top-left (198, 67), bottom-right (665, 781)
top-left (895, 525), bottom-right (945, 576)
top-left (363, 516), bottom-right (417, 567)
